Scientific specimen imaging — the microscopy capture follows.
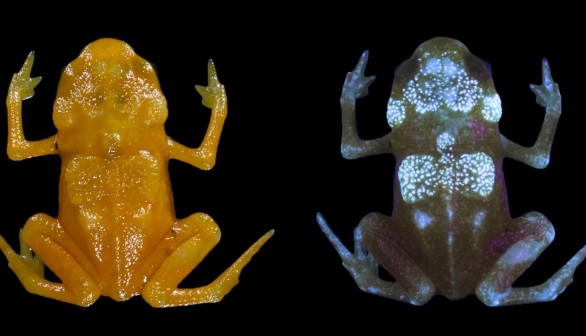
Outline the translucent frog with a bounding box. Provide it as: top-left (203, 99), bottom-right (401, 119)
top-left (0, 38), bottom-right (273, 307)
top-left (317, 37), bottom-right (586, 306)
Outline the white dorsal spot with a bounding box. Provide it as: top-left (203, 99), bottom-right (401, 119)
top-left (413, 209), bottom-right (433, 230)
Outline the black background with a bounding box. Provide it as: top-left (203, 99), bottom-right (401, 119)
top-left (0, 6), bottom-right (583, 332)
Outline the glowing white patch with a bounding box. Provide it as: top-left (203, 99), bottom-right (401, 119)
top-left (442, 58), bottom-right (459, 77)
top-left (398, 135), bottom-right (495, 203)
top-left (387, 98), bottom-right (406, 126)
top-left (481, 94), bottom-right (502, 122)
top-left (436, 132), bottom-right (455, 152)
top-left (403, 55), bottom-right (482, 114)
top-left (499, 241), bottom-right (542, 266)
top-left (473, 211), bottom-right (486, 229)
top-left (424, 58), bottom-right (442, 74)
top-left (418, 283), bottom-right (432, 297)
top-left (457, 153), bottom-right (495, 197)
top-left (531, 154), bottom-right (550, 169)
top-left (398, 155), bottom-right (438, 203)
top-left (413, 209), bottom-right (432, 229)
top-left (438, 153), bottom-right (455, 193)
top-left (486, 288), bottom-right (511, 307)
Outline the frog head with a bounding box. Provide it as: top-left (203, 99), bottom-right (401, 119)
top-left (53, 38), bottom-right (168, 131)
top-left (388, 37), bottom-right (502, 156)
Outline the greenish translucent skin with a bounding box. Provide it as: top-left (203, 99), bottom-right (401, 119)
top-left (317, 37), bottom-right (586, 306)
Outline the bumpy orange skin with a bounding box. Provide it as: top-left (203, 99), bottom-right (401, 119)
top-left (0, 38), bottom-right (273, 307)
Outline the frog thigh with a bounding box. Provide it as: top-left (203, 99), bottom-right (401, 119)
top-left (357, 212), bottom-right (436, 305)
top-left (142, 212), bottom-right (272, 307)
top-left (0, 213), bottom-right (100, 306)
top-left (476, 211), bottom-right (586, 306)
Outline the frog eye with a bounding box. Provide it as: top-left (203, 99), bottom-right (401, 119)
top-left (483, 60), bottom-right (492, 75)
top-left (394, 58), bottom-right (419, 80)
top-left (465, 56), bottom-right (493, 83)
top-left (59, 64), bottom-right (67, 77)
top-left (147, 60), bottom-right (158, 76)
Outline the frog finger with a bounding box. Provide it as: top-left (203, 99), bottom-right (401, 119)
top-left (530, 58), bottom-right (561, 112)
top-left (354, 50), bottom-right (369, 75)
top-left (344, 50), bottom-right (376, 98)
top-left (316, 212), bottom-right (352, 259)
top-left (10, 52), bottom-right (42, 101)
top-left (540, 58), bottom-right (554, 92)
top-left (195, 60), bottom-right (225, 110)
top-left (19, 51), bottom-right (36, 77)
top-left (206, 59), bottom-right (221, 90)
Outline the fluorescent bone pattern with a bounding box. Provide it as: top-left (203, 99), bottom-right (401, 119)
top-left (398, 135), bottom-right (495, 203)
top-left (404, 53), bottom-right (482, 114)
top-left (317, 37), bottom-right (586, 306)
top-left (481, 94), bottom-right (502, 122)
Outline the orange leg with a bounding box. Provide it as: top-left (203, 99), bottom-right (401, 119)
top-left (0, 214), bottom-right (100, 306)
top-left (142, 212), bottom-right (273, 307)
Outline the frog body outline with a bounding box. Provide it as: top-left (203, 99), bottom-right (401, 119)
top-left (0, 38), bottom-right (273, 307)
top-left (317, 37), bottom-right (586, 306)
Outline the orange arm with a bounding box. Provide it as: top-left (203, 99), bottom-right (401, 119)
top-left (168, 60), bottom-right (226, 170)
top-left (6, 52), bottom-right (57, 161)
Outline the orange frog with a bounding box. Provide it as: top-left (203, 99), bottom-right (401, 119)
top-left (0, 38), bottom-right (273, 307)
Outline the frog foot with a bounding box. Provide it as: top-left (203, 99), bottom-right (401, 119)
top-left (316, 213), bottom-right (378, 283)
top-left (0, 234), bottom-right (44, 279)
